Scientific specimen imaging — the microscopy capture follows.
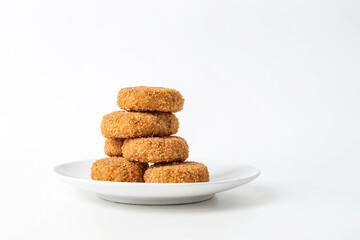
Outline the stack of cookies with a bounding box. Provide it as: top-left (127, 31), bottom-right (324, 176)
top-left (91, 86), bottom-right (209, 183)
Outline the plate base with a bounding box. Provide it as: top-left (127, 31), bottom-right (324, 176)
top-left (98, 194), bottom-right (215, 205)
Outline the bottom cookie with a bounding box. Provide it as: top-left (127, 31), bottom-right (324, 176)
top-left (91, 157), bottom-right (148, 182)
top-left (144, 161), bottom-right (210, 183)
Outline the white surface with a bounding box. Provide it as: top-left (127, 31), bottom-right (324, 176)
top-left (54, 159), bottom-right (260, 205)
top-left (0, 0), bottom-right (359, 239)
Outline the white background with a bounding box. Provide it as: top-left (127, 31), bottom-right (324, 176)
top-left (0, 0), bottom-right (359, 239)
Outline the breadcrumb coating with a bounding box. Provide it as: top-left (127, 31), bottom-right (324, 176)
top-left (144, 161), bottom-right (209, 183)
top-left (101, 111), bottom-right (179, 138)
top-left (104, 138), bottom-right (124, 157)
top-left (117, 86), bottom-right (184, 112)
top-left (91, 157), bottom-right (148, 182)
top-left (122, 136), bottom-right (189, 163)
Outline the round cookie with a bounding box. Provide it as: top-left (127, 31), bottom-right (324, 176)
top-left (117, 86), bottom-right (184, 112)
top-left (101, 111), bottom-right (179, 138)
top-left (144, 161), bottom-right (210, 183)
top-left (91, 157), bottom-right (148, 182)
top-left (122, 136), bottom-right (189, 163)
top-left (104, 138), bottom-right (124, 157)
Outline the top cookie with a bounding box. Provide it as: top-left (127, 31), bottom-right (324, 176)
top-left (117, 86), bottom-right (184, 112)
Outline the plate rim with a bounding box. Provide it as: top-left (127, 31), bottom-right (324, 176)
top-left (53, 159), bottom-right (261, 186)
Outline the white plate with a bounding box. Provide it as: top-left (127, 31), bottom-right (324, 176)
top-left (54, 159), bottom-right (260, 205)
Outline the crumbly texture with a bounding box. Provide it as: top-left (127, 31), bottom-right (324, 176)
top-left (117, 86), bottom-right (184, 112)
top-left (100, 111), bottom-right (179, 138)
top-left (91, 157), bottom-right (148, 182)
top-left (144, 161), bottom-right (210, 183)
top-left (104, 138), bottom-right (124, 157)
top-left (122, 136), bottom-right (189, 163)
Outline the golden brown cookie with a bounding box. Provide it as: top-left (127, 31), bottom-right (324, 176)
top-left (101, 111), bottom-right (179, 138)
top-left (104, 138), bottom-right (124, 157)
top-left (122, 136), bottom-right (189, 163)
top-left (117, 86), bottom-right (184, 112)
top-left (144, 161), bottom-right (209, 183)
top-left (91, 157), bottom-right (148, 182)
